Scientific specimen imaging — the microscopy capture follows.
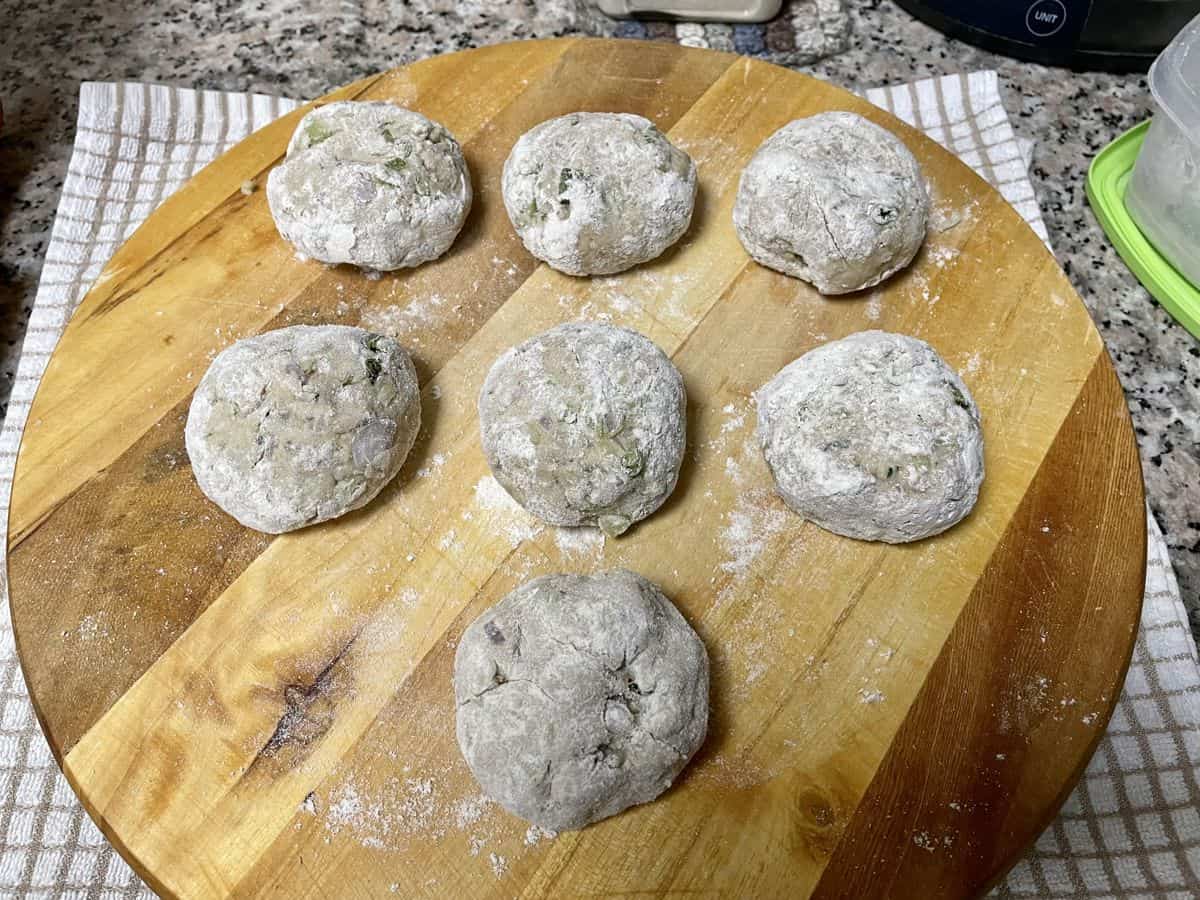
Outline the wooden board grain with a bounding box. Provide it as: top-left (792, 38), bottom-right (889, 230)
top-left (6, 38), bottom-right (1145, 900)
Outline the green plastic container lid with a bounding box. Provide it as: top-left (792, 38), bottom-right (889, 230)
top-left (1085, 119), bottom-right (1200, 340)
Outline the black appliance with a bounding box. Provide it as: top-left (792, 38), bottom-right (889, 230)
top-left (894, 0), bottom-right (1200, 70)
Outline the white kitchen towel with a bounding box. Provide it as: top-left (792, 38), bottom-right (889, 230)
top-left (0, 74), bottom-right (1193, 899)
top-left (865, 71), bottom-right (1049, 246)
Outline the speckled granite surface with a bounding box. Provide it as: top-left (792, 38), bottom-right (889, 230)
top-left (0, 0), bottom-right (1196, 621)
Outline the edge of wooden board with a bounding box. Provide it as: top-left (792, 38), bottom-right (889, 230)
top-left (812, 350), bottom-right (1147, 899)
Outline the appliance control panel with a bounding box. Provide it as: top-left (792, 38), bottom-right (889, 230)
top-left (917, 0), bottom-right (1093, 46)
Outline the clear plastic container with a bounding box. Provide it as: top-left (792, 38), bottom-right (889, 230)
top-left (1125, 13), bottom-right (1200, 290)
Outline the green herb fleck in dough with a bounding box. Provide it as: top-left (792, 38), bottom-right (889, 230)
top-left (365, 357), bottom-right (383, 384)
top-left (947, 382), bottom-right (971, 411)
top-left (305, 121), bottom-right (336, 146)
top-left (365, 333), bottom-right (383, 352)
top-left (621, 447), bottom-right (644, 477)
top-left (598, 514), bottom-right (632, 538)
top-left (558, 167), bottom-right (582, 195)
top-left (595, 410), bottom-right (625, 439)
top-left (385, 158), bottom-right (408, 173)
top-left (873, 205), bottom-right (897, 225)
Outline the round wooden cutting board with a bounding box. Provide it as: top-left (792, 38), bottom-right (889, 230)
top-left (8, 38), bottom-right (1146, 900)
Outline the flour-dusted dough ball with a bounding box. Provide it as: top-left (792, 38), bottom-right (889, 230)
top-left (734, 111), bottom-right (929, 295)
top-left (501, 112), bottom-right (697, 276)
top-left (186, 324), bottom-right (421, 533)
top-left (266, 101), bottom-right (472, 271)
top-left (455, 569), bottom-right (708, 832)
top-left (479, 322), bottom-right (686, 537)
top-left (755, 330), bottom-right (983, 543)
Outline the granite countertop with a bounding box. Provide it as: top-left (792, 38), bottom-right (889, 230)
top-left (1, 0), bottom-right (1196, 620)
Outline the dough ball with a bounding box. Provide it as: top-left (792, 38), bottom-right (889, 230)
top-left (755, 330), bottom-right (983, 543)
top-left (478, 322), bottom-right (686, 537)
top-left (186, 324), bottom-right (421, 533)
top-left (455, 569), bottom-right (709, 831)
top-left (501, 112), bottom-right (697, 276)
top-left (267, 101), bottom-right (472, 271)
top-left (733, 111), bottom-right (928, 294)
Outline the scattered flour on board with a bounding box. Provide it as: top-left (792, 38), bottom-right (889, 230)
top-left (490, 255), bottom-right (520, 280)
top-left (320, 772), bottom-right (511, 859)
top-left (417, 452), bottom-right (448, 480)
top-left (524, 824), bottom-right (557, 846)
top-left (568, 299), bottom-right (614, 323)
top-left (598, 270), bottom-right (692, 327)
top-left (864, 293), bottom-right (882, 321)
top-left (908, 270), bottom-right (940, 306)
top-left (929, 197), bottom-right (978, 233)
top-left (75, 613), bottom-right (110, 642)
top-left (715, 437), bottom-right (794, 577)
top-left (927, 244), bottom-right (959, 269)
top-left (361, 294), bottom-right (448, 337)
top-left (961, 351), bottom-right (982, 376)
top-left (474, 475), bottom-right (544, 546)
top-left (454, 794), bottom-right (491, 829)
top-left (858, 687), bottom-right (886, 704)
top-left (554, 526), bottom-right (605, 559)
top-left (913, 829), bottom-right (956, 851)
top-left (719, 492), bottom-right (791, 577)
top-left (323, 777), bottom-right (439, 846)
top-left (724, 455), bottom-right (743, 485)
top-left (707, 401), bottom-right (751, 452)
top-left (489, 853), bottom-right (508, 877)
top-left (745, 659), bottom-right (769, 685)
top-left (603, 290), bottom-right (638, 316)
top-left (913, 831), bottom-right (937, 852)
top-left (659, 272), bottom-right (693, 325)
top-left (324, 783), bottom-right (364, 833)
top-left (719, 402), bottom-right (746, 435)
